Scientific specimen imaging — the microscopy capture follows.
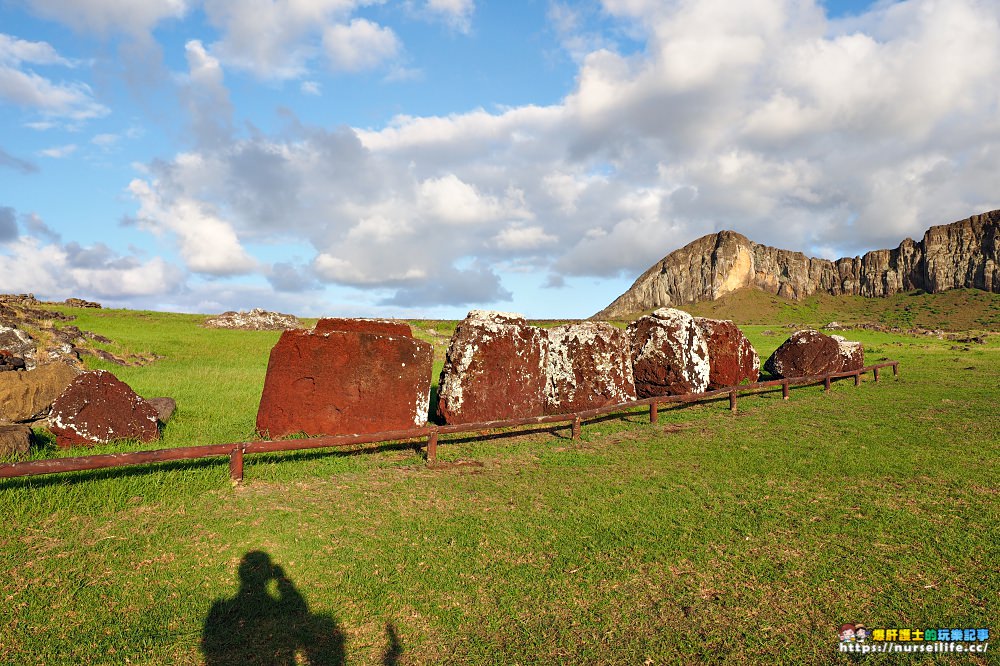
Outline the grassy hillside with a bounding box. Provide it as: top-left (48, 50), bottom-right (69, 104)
top-left (1, 308), bottom-right (997, 664)
top-left (643, 287), bottom-right (1000, 331)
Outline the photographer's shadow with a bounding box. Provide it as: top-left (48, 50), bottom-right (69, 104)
top-left (202, 551), bottom-right (345, 666)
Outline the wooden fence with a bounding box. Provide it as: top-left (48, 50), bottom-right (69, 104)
top-left (0, 361), bottom-right (899, 483)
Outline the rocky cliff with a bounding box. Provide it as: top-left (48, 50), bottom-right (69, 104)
top-left (594, 210), bottom-right (1000, 319)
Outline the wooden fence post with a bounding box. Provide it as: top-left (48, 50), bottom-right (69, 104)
top-left (427, 429), bottom-right (438, 462)
top-left (854, 371), bottom-right (861, 386)
top-left (824, 376), bottom-right (831, 392)
top-left (782, 380), bottom-right (790, 400)
top-left (229, 446), bottom-right (244, 483)
top-left (874, 367), bottom-right (880, 383)
top-left (572, 416), bottom-right (581, 440)
top-left (729, 391), bottom-right (737, 413)
top-left (892, 362), bottom-right (899, 377)
top-left (649, 402), bottom-right (658, 424)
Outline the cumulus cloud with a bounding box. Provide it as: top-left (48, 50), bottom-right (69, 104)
top-left (0, 206), bottom-right (18, 241)
top-left (0, 209), bottom-right (185, 300)
top-left (38, 144), bottom-right (77, 158)
top-left (0, 33), bottom-right (109, 121)
top-left (128, 0), bottom-right (1000, 312)
top-left (421, 0), bottom-right (475, 32)
top-left (323, 18), bottom-right (401, 72)
top-left (21, 0), bottom-right (188, 35)
top-left (180, 39), bottom-right (233, 147)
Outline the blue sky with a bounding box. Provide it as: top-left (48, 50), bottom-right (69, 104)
top-left (2, 0), bottom-right (999, 318)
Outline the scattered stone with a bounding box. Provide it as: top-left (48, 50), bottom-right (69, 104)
top-left (544, 322), bottom-right (635, 415)
top-left (0, 325), bottom-right (36, 368)
top-left (831, 334), bottom-right (865, 371)
top-left (0, 424), bottom-right (31, 458)
top-left (204, 308), bottom-right (301, 331)
top-left (256, 326), bottom-right (433, 438)
top-left (693, 318), bottom-right (760, 389)
top-left (63, 297), bottom-right (102, 308)
top-left (437, 311), bottom-right (549, 425)
top-left (313, 318), bottom-right (412, 337)
top-left (49, 370), bottom-right (160, 448)
top-left (146, 397), bottom-right (177, 424)
top-left (0, 361), bottom-right (80, 424)
top-left (628, 308), bottom-right (710, 397)
top-left (763, 330), bottom-right (842, 378)
top-left (0, 351), bottom-right (26, 372)
top-left (825, 321), bottom-right (848, 330)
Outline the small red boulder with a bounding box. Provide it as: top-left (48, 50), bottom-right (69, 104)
top-left (694, 318), bottom-right (760, 389)
top-left (763, 330), bottom-right (842, 378)
top-left (436, 311), bottom-right (548, 425)
top-left (831, 334), bottom-right (865, 371)
top-left (545, 322), bottom-right (635, 414)
top-left (49, 370), bottom-right (160, 448)
top-left (256, 326), bottom-right (432, 438)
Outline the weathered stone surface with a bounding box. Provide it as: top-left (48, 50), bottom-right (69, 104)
top-left (763, 330), bottom-right (842, 378)
top-left (257, 328), bottom-right (433, 438)
top-left (0, 424), bottom-right (32, 458)
top-left (831, 335), bottom-right (864, 371)
top-left (595, 209), bottom-right (1000, 318)
top-left (628, 308), bottom-right (710, 397)
top-left (146, 397), bottom-right (177, 424)
top-left (437, 311), bottom-right (548, 425)
top-left (49, 370), bottom-right (160, 448)
top-left (204, 308), bottom-right (301, 330)
top-left (0, 361), bottom-right (80, 424)
top-left (544, 322), bottom-right (635, 415)
top-left (313, 318), bottom-right (412, 337)
top-left (0, 325), bottom-right (35, 368)
top-left (64, 297), bottom-right (102, 308)
top-left (693, 318), bottom-right (760, 389)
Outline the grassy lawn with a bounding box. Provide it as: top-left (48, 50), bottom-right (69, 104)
top-left (1, 306), bottom-right (997, 664)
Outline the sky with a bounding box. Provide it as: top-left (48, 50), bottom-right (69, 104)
top-left (1, 0), bottom-right (999, 319)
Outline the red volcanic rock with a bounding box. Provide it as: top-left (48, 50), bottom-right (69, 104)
top-left (313, 318), bottom-right (413, 337)
top-left (49, 370), bottom-right (160, 448)
top-left (436, 311), bottom-right (548, 425)
top-left (763, 330), bottom-right (842, 378)
top-left (256, 328), bottom-right (432, 438)
top-left (628, 308), bottom-right (710, 397)
top-left (693, 318), bottom-right (760, 389)
top-left (545, 322), bottom-right (635, 414)
top-left (831, 334), bottom-right (865, 371)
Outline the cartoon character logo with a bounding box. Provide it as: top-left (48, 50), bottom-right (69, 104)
top-left (854, 625), bottom-right (868, 642)
top-left (839, 623), bottom-right (857, 642)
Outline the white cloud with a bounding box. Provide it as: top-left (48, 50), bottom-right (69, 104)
top-left (492, 224), bottom-right (558, 251)
top-left (423, 0), bottom-right (475, 32)
top-left (22, 0), bottom-right (188, 35)
top-left (323, 18), bottom-right (401, 72)
top-left (0, 34), bottom-right (108, 120)
top-left (38, 144), bottom-right (77, 158)
top-left (129, 178), bottom-right (258, 276)
top-left (300, 80), bottom-right (321, 95)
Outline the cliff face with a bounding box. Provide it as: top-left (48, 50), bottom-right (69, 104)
top-left (594, 210), bottom-right (1000, 319)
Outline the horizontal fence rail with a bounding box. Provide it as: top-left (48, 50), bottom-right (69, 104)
top-left (0, 361), bottom-right (899, 482)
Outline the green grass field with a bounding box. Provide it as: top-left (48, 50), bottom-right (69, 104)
top-left (1, 299), bottom-right (997, 664)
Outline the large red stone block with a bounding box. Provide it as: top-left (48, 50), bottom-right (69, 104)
top-left (49, 370), bottom-right (160, 448)
top-left (544, 322), bottom-right (635, 414)
top-left (256, 327), bottom-right (432, 438)
top-left (628, 308), bottom-right (710, 397)
top-left (436, 311), bottom-right (548, 425)
top-left (313, 318), bottom-right (413, 337)
top-left (693, 318), bottom-right (760, 389)
top-left (763, 329), bottom-right (842, 378)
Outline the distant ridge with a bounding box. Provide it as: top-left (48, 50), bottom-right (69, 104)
top-left (594, 210), bottom-right (1000, 319)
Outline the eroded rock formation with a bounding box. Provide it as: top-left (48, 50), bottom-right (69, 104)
top-left (49, 370), bottom-right (161, 448)
top-left (763, 330), bottom-right (842, 379)
top-left (693, 318), bottom-right (760, 389)
top-left (596, 210), bottom-right (1000, 318)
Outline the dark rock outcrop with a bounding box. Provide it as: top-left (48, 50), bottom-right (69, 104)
top-left (436, 311), bottom-right (548, 425)
top-left (49, 370), bottom-right (160, 448)
top-left (628, 308), bottom-right (710, 397)
top-left (596, 210), bottom-right (1000, 318)
top-left (763, 330), bottom-right (842, 379)
top-left (544, 322), bottom-right (635, 414)
top-left (0, 424), bottom-right (31, 458)
top-left (694, 318), bottom-right (760, 389)
top-left (0, 361), bottom-right (80, 424)
top-left (256, 325), bottom-right (432, 438)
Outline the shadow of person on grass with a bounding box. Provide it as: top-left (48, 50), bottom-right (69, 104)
top-left (202, 551), bottom-right (345, 666)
